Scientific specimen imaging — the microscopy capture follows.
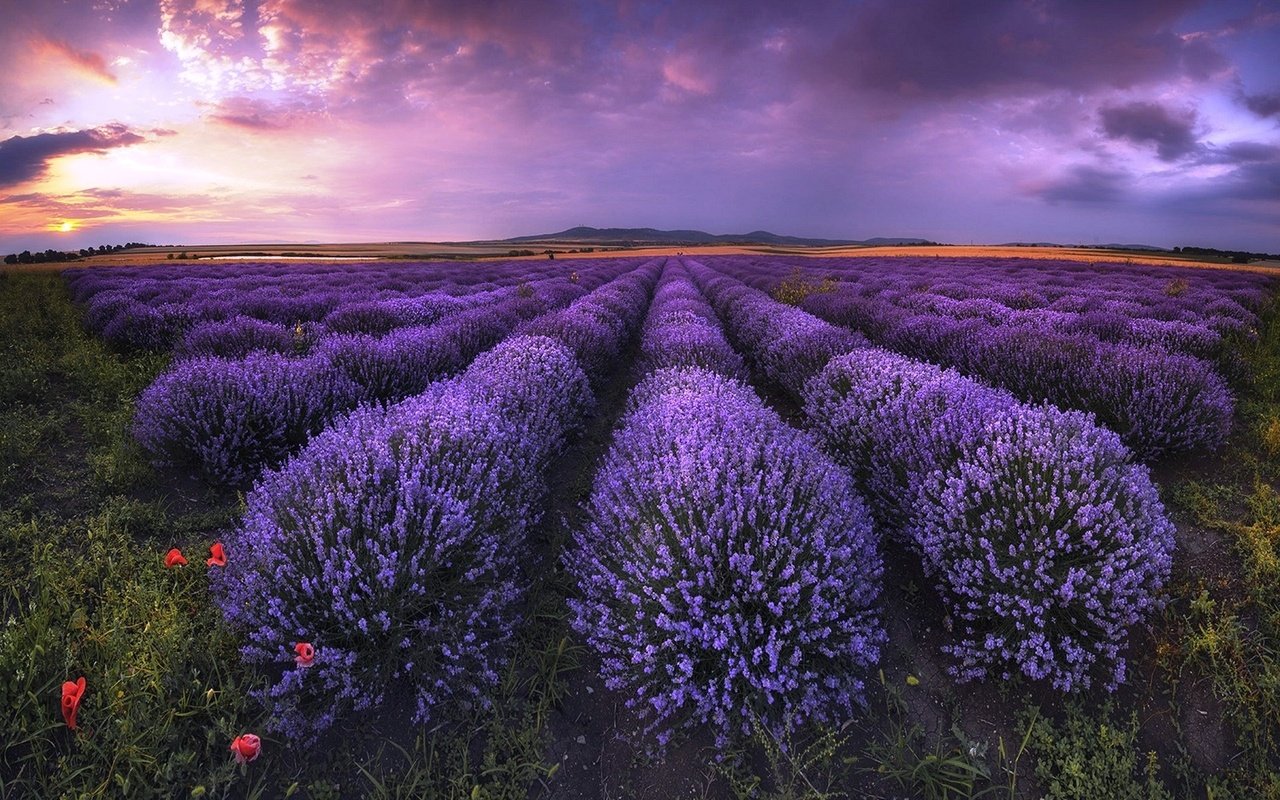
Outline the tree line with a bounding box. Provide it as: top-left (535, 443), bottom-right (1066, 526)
top-left (3, 243), bottom-right (155, 264)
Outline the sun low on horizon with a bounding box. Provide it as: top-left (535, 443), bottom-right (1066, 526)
top-left (1, 0), bottom-right (1278, 252)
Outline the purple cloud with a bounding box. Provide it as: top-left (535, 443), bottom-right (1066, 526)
top-left (801, 0), bottom-right (1222, 101)
top-left (1242, 91), bottom-right (1280, 118)
top-left (0, 124), bottom-right (145, 187)
top-left (1201, 141), bottom-right (1280, 164)
top-left (1099, 102), bottom-right (1200, 161)
top-left (1033, 166), bottom-right (1129, 204)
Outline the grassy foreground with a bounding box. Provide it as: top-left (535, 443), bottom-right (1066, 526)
top-left (1, 268), bottom-right (1278, 798)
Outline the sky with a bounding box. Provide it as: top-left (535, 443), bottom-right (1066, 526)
top-left (0, 0), bottom-right (1278, 252)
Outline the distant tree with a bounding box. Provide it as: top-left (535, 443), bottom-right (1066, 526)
top-left (3, 254), bottom-right (16, 265)
top-left (17, 251), bottom-right (32, 264)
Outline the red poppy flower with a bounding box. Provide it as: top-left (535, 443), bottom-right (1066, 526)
top-left (294, 641), bottom-right (315, 668)
top-left (206, 542), bottom-right (227, 567)
top-left (164, 548), bottom-right (188, 568)
top-left (230, 733), bottom-right (261, 764)
top-left (61, 677), bottom-right (86, 730)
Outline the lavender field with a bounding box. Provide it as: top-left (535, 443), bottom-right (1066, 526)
top-left (3, 254), bottom-right (1279, 799)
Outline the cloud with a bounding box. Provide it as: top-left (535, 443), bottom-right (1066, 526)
top-left (1200, 141), bottom-right (1280, 165)
top-left (1242, 91), bottom-right (1280, 118)
top-left (1032, 165), bottom-right (1129, 204)
top-left (0, 125), bottom-right (146, 187)
top-left (800, 0), bottom-right (1223, 102)
top-left (35, 37), bottom-right (118, 84)
top-left (1099, 101), bottom-right (1200, 161)
top-left (203, 96), bottom-right (324, 131)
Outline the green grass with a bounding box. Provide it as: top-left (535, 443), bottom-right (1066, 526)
top-left (1021, 704), bottom-right (1171, 800)
top-left (1157, 297), bottom-right (1280, 799)
top-left (0, 505), bottom-right (269, 798)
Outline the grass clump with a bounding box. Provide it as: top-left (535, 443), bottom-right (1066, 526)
top-left (771, 267), bottom-right (838, 307)
top-left (0, 507), bottom-right (266, 798)
top-left (1023, 704), bottom-right (1171, 800)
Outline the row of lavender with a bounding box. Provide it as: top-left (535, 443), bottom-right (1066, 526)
top-left (705, 256), bottom-right (1265, 458)
top-left (129, 261), bottom-right (643, 484)
top-left (212, 261), bottom-right (663, 742)
top-left (568, 262), bottom-right (884, 746)
top-left (750, 255), bottom-right (1269, 343)
top-left (684, 258), bottom-right (1174, 693)
top-left (65, 259), bottom-right (621, 353)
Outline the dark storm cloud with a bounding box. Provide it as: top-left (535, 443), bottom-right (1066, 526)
top-left (1099, 102), bottom-right (1200, 161)
top-left (1242, 91), bottom-right (1280, 118)
top-left (1200, 141), bottom-right (1280, 165)
top-left (1034, 166), bottom-right (1129, 204)
top-left (0, 124), bottom-right (145, 187)
top-left (800, 0), bottom-right (1222, 100)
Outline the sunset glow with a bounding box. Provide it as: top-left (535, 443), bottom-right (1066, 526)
top-left (0, 1), bottom-right (1277, 251)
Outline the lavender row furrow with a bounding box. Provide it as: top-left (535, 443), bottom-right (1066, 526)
top-left (213, 260), bottom-right (663, 743)
top-left (69, 258), bottom-right (630, 352)
top-left (685, 258), bottom-right (1175, 693)
top-left (133, 278), bottom-right (581, 485)
top-left (567, 261), bottom-right (883, 749)
top-left (703, 258), bottom-right (1237, 458)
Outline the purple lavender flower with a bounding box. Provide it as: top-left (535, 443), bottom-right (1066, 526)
top-left (213, 335), bottom-right (592, 742)
top-left (910, 404), bottom-right (1175, 691)
top-left (133, 353), bottom-right (358, 485)
top-left (569, 367), bottom-right (883, 749)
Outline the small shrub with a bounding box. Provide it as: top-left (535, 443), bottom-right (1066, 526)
top-left (805, 350), bottom-right (1176, 691)
top-left (568, 367), bottom-right (884, 749)
top-left (912, 404), bottom-right (1175, 691)
top-left (175, 315), bottom-right (295, 360)
top-left (1025, 704), bottom-right (1172, 800)
top-left (132, 353), bottom-right (356, 485)
top-left (771, 267), bottom-right (837, 307)
top-left (213, 336), bottom-right (591, 742)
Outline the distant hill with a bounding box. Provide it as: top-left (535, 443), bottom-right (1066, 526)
top-left (1090, 243), bottom-right (1170, 252)
top-left (999, 241), bottom-right (1170, 252)
top-left (501, 226), bottom-right (934, 247)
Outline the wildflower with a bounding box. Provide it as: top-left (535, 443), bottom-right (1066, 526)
top-left (229, 733), bottom-right (261, 764)
top-left (61, 677), bottom-right (86, 730)
top-left (207, 542), bottom-right (227, 567)
top-left (164, 548), bottom-right (188, 568)
top-left (294, 641), bottom-right (315, 668)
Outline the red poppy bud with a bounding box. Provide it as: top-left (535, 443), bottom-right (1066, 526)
top-left (61, 677), bottom-right (86, 730)
top-left (164, 548), bottom-right (187, 568)
top-left (206, 542), bottom-right (227, 567)
top-left (229, 733), bottom-right (261, 764)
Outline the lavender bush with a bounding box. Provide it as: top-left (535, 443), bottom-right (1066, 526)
top-left (568, 367), bottom-right (884, 748)
top-left (803, 349), bottom-right (1176, 691)
top-left (801, 348), bottom-right (1016, 533)
top-left (910, 404), bottom-right (1175, 691)
top-left (213, 336), bottom-right (592, 741)
top-left (174, 315), bottom-right (297, 360)
top-left (132, 353), bottom-right (356, 485)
